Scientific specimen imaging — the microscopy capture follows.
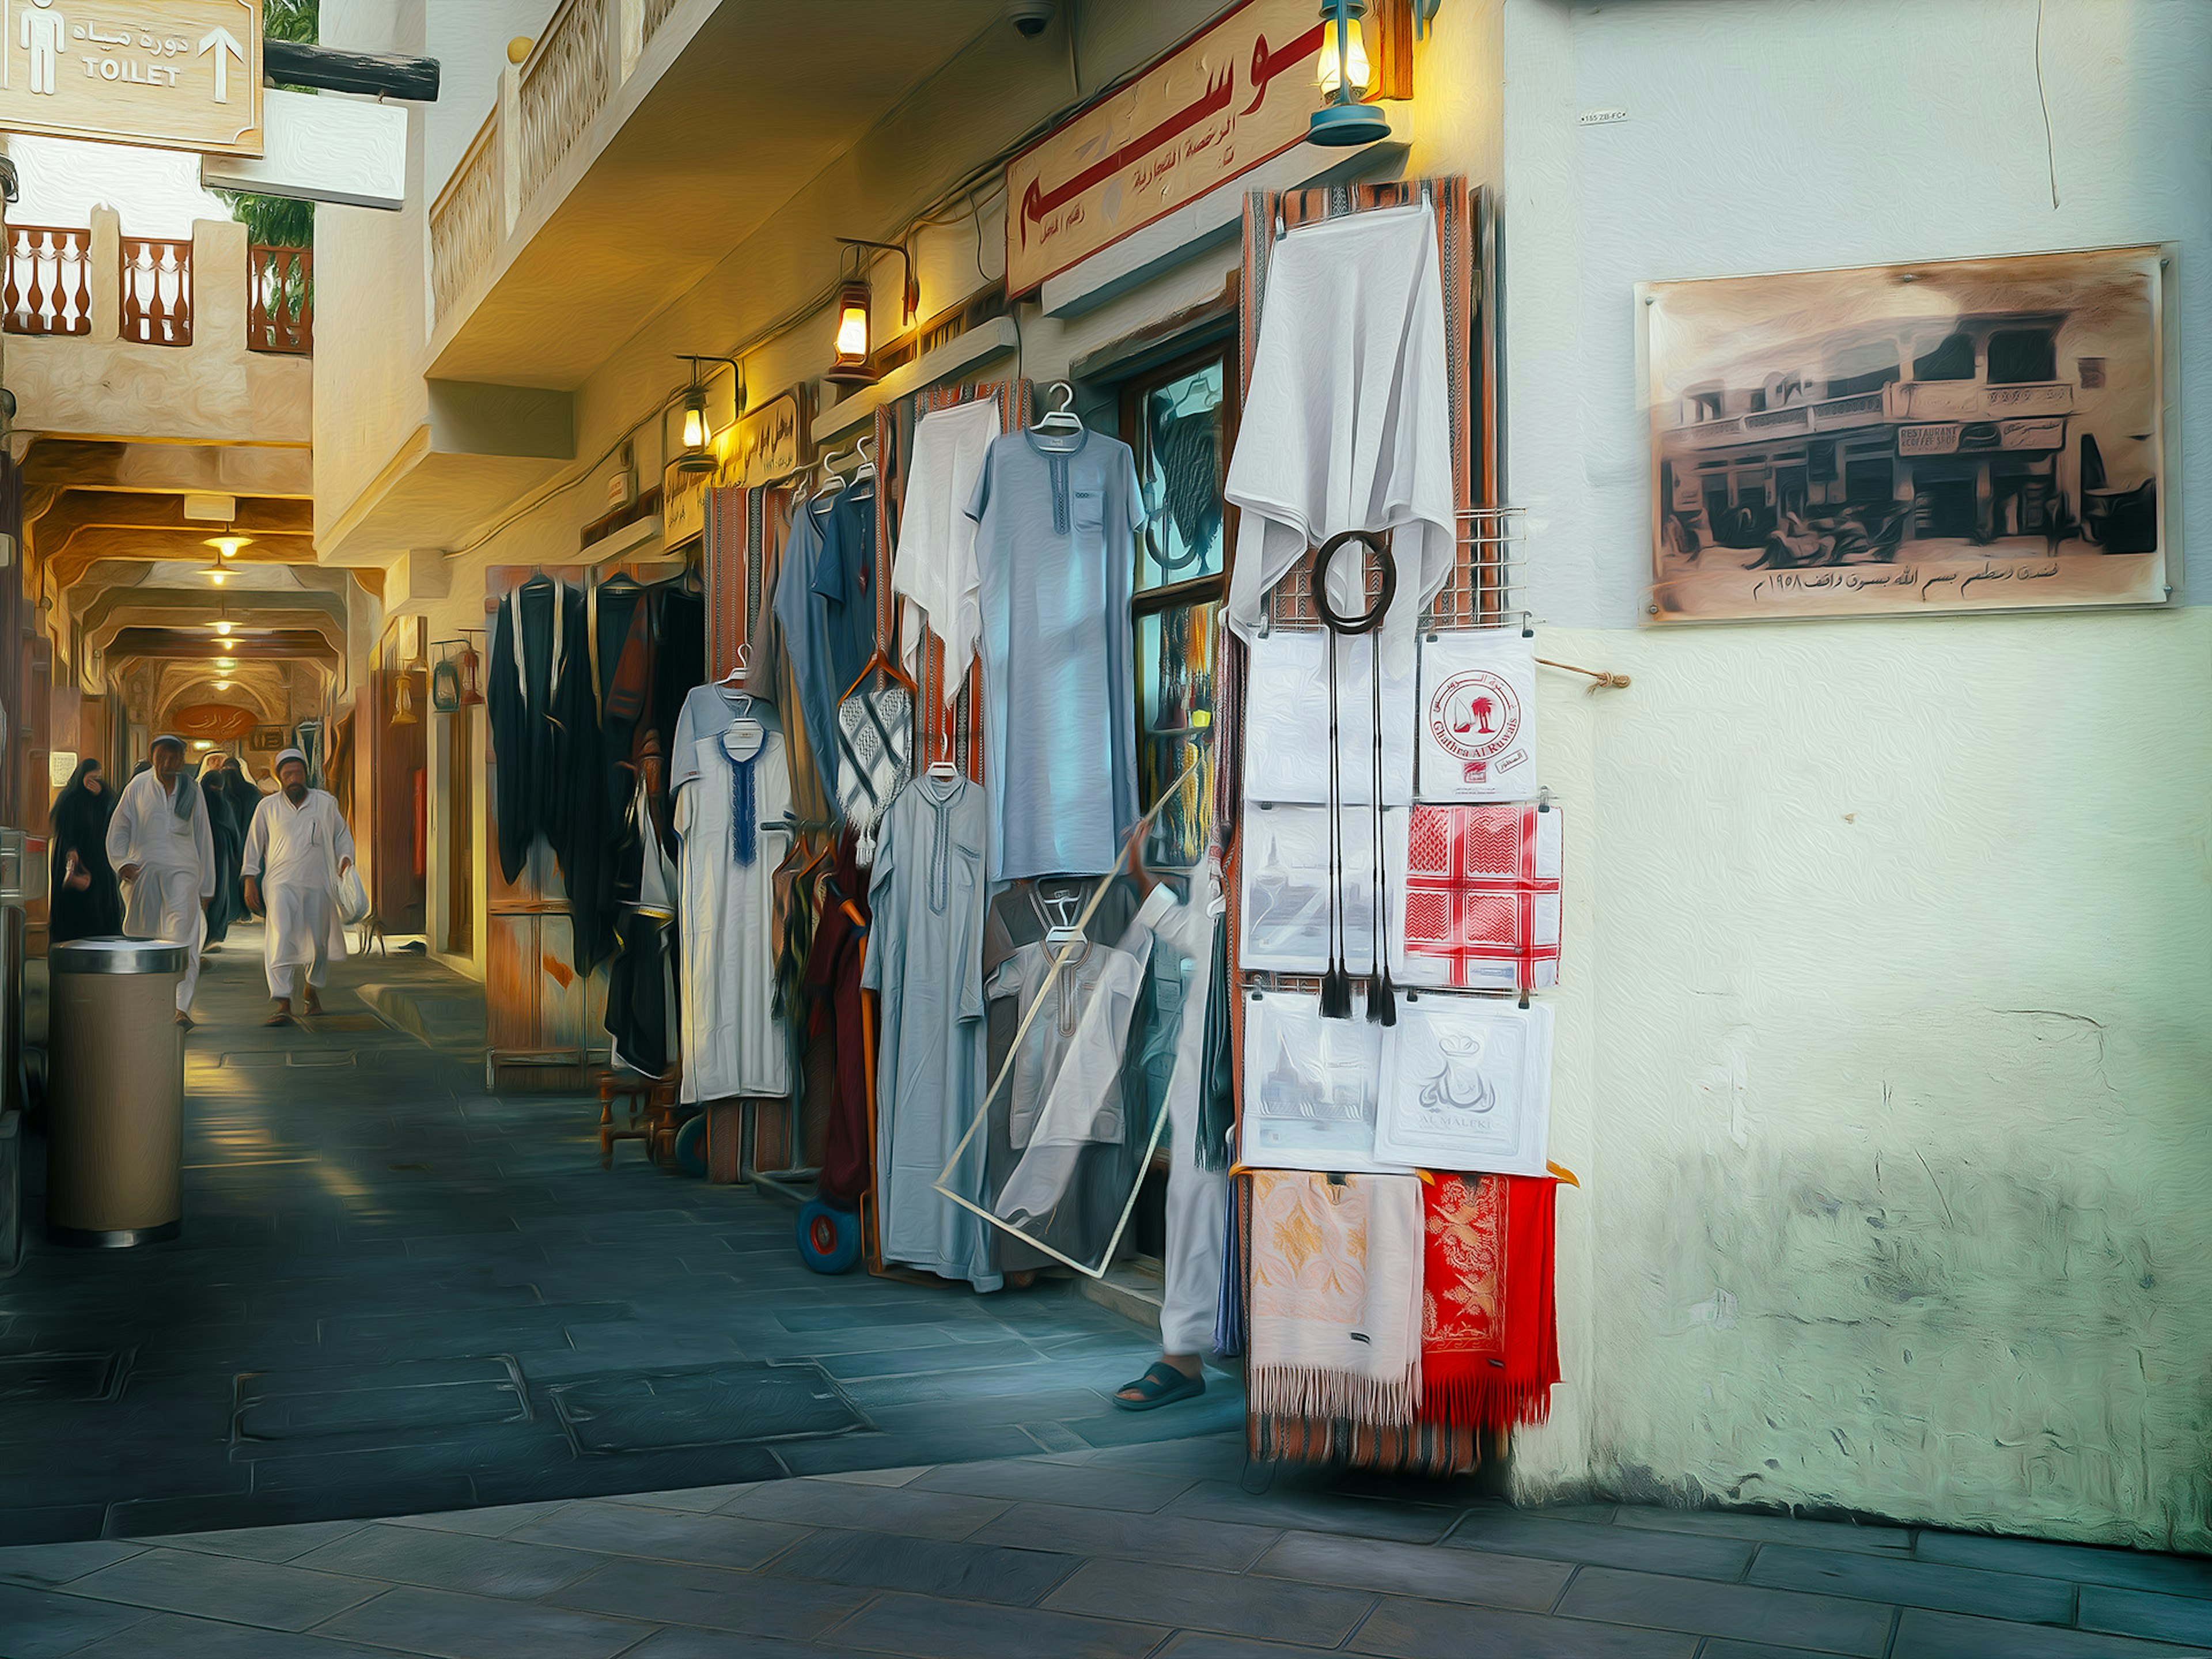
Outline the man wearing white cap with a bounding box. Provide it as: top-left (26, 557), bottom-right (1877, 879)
top-left (105, 734), bottom-right (217, 1025)
top-left (242, 749), bottom-right (355, 1025)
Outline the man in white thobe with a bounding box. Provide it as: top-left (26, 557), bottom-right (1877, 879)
top-left (105, 735), bottom-right (217, 1025)
top-left (241, 749), bottom-right (354, 1025)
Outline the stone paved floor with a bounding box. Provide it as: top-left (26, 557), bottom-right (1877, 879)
top-left (2, 1431), bottom-right (2210, 1657)
top-left (0, 927), bottom-right (1234, 1546)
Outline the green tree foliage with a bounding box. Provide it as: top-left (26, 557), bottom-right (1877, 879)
top-left (215, 0), bottom-right (319, 248)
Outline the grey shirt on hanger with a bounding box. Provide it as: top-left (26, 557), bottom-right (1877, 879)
top-left (968, 429), bottom-right (1143, 882)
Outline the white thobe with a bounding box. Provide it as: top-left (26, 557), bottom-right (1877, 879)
top-left (1156, 866), bottom-right (1227, 1356)
top-left (892, 399), bottom-right (1001, 700)
top-left (241, 790), bottom-right (353, 999)
top-left (672, 685), bottom-right (793, 1104)
top-left (1223, 201), bottom-right (1456, 672)
top-left (105, 770), bottom-right (216, 1013)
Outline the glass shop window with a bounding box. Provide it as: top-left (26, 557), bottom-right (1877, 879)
top-left (1121, 343), bottom-right (1236, 869)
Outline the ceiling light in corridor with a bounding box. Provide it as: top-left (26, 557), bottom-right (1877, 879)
top-left (206, 533), bottom-right (251, 560)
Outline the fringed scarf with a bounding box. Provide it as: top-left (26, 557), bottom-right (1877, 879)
top-left (1248, 1171), bottom-right (1424, 1428)
top-left (1418, 1172), bottom-right (1559, 1430)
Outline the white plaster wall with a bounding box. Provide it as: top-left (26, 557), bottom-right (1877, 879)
top-left (425, 0), bottom-right (560, 199)
top-left (1501, 0), bottom-right (2212, 1548)
top-left (314, 0), bottom-right (432, 550)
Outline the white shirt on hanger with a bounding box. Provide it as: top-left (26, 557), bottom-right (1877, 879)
top-left (1224, 201), bottom-right (1457, 669)
top-left (892, 399), bottom-right (1002, 702)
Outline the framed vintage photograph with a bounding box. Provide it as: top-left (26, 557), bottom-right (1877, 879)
top-left (1642, 246), bottom-right (2167, 623)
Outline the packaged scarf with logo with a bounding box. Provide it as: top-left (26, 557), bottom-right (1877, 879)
top-left (1374, 994), bottom-right (1553, 1175)
top-left (1399, 801), bottom-right (1562, 991)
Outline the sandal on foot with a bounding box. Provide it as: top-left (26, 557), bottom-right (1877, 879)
top-left (1112, 1361), bottom-right (1205, 1412)
top-left (263, 1011), bottom-right (293, 1027)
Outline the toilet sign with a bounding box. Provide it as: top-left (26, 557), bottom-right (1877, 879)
top-left (0, 0), bottom-right (263, 156)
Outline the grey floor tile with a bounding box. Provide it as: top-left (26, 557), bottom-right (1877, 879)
top-left (0, 1581), bottom-right (158, 1659)
top-left (620, 1629), bottom-right (850, 1659)
top-left (1252, 1529), bottom-right (1572, 1611)
top-left (62, 1545), bottom-right (385, 1631)
top-left (763, 1526), bottom-right (1081, 1605)
top-left (1750, 1542), bottom-right (2074, 1624)
top-left (544, 1557), bottom-right (873, 1640)
top-left (1613, 1506), bottom-right (1912, 1556)
top-left (1044, 1556), bottom-right (1376, 1646)
top-left (315, 1584), bottom-right (654, 1659)
top-left (1893, 1607), bottom-right (2210, 1658)
top-left (597, 1483), bottom-right (767, 1513)
top-left (2082, 1585), bottom-right (2212, 1646)
top-left (292, 1522), bottom-right (607, 1600)
top-left (1556, 1566), bottom-right (1894, 1655)
top-left (822, 1588), bottom-right (1166, 1659)
top-left (0, 1539), bottom-right (147, 1587)
top-left (508, 1502), bottom-right (810, 1570)
top-left (156, 1519), bottom-right (374, 1564)
top-left (1447, 1508), bottom-right (1754, 1580)
top-left (1158, 1637), bottom-right (1352, 1659)
top-left (1917, 1533), bottom-right (2212, 1602)
top-left (910, 1457), bottom-right (1196, 1513)
top-left (387, 1501), bottom-right (576, 1539)
top-left (1696, 1644), bottom-right (1847, 1659)
top-left (811, 1468), bottom-right (929, 1488)
top-left (1350, 1597), bottom-right (1699, 1658)
top-left (64, 1610), bottom-right (404, 1658)
top-left (1166, 1480), bottom-right (1460, 1545)
top-left (969, 1498), bottom-right (1283, 1572)
top-left (719, 1479), bottom-right (1010, 1540)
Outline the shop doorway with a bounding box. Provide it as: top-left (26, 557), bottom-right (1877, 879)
top-left (369, 664), bottom-right (427, 935)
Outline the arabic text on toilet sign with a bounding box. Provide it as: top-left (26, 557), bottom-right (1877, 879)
top-left (0, 0), bottom-right (262, 156)
top-left (1004, 0), bottom-right (1398, 296)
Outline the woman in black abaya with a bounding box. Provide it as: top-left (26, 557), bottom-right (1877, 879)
top-left (48, 758), bottom-right (122, 943)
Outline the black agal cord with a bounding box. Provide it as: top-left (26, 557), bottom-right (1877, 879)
top-left (1313, 530), bottom-right (1397, 1027)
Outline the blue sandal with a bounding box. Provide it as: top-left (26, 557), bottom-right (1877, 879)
top-left (1113, 1360), bottom-right (1205, 1412)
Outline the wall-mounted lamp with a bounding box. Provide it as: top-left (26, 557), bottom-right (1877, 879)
top-left (1309, 0), bottom-right (1389, 145)
top-left (673, 354), bottom-right (743, 475)
top-left (828, 238), bottom-right (918, 385)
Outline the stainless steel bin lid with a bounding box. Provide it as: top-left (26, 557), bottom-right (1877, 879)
top-left (49, 936), bottom-right (188, 974)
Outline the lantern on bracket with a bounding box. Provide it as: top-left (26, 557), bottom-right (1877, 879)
top-left (827, 237), bottom-right (918, 385)
top-left (673, 354), bottom-right (743, 475)
top-left (1308, 0), bottom-right (1390, 146)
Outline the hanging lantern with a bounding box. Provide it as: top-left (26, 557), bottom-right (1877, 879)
top-left (1308, 0), bottom-right (1389, 146)
top-left (458, 630), bottom-right (486, 707)
top-left (828, 238), bottom-right (916, 385)
top-left (672, 354), bottom-right (743, 474)
top-left (392, 671), bottom-right (419, 725)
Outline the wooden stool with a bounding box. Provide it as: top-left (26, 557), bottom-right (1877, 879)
top-left (599, 1068), bottom-right (679, 1169)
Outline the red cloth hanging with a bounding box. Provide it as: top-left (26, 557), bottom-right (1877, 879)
top-left (1418, 1171), bottom-right (1559, 1429)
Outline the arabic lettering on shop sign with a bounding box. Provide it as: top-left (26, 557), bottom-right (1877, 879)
top-left (1004, 0), bottom-right (1354, 294)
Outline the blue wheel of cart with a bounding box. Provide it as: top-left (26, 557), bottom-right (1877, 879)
top-left (672, 1115), bottom-right (708, 1180)
top-left (797, 1198), bottom-right (861, 1274)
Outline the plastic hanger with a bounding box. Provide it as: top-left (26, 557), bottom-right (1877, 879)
top-left (1033, 381), bottom-right (1083, 434)
top-left (851, 434), bottom-right (878, 488)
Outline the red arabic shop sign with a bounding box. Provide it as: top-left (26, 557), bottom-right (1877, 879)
top-left (1004, 0), bottom-right (1335, 296)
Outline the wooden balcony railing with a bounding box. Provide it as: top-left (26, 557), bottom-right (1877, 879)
top-left (3, 224), bottom-right (92, 336)
top-left (248, 244), bottom-right (313, 354)
top-left (120, 236), bottom-right (193, 346)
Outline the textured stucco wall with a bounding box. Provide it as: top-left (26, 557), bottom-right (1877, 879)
top-left (1502, 0), bottom-right (2212, 1547)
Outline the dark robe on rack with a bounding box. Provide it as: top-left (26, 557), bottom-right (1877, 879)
top-left (47, 759), bottom-right (122, 944)
top-left (802, 829), bottom-right (872, 1209)
top-left (652, 581), bottom-right (707, 779)
top-left (489, 574), bottom-right (615, 970)
top-left (200, 769), bottom-right (247, 947)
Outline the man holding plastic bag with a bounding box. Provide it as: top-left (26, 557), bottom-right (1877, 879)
top-left (241, 748), bottom-right (357, 1026)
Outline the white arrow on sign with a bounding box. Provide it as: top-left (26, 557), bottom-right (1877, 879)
top-left (198, 26), bottom-right (247, 105)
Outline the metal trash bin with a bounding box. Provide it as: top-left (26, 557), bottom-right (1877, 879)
top-left (47, 937), bottom-right (187, 1247)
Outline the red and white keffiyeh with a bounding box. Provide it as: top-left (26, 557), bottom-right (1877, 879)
top-left (1399, 802), bottom-right (1562, 991)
